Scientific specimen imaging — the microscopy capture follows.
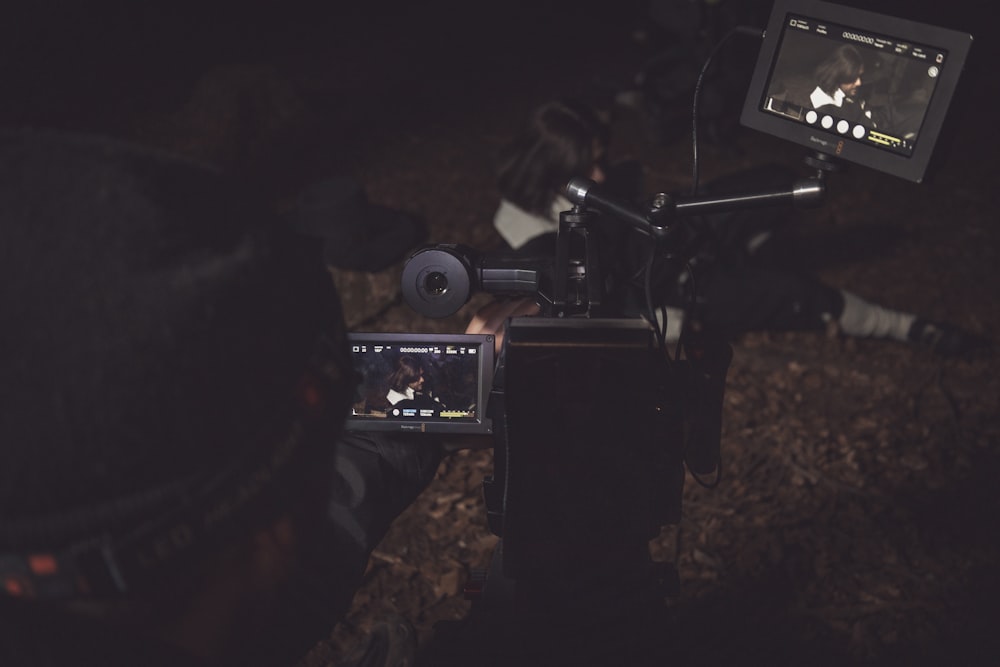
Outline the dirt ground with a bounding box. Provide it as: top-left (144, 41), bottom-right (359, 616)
top-left (10, 2), bottom-right (998, 665)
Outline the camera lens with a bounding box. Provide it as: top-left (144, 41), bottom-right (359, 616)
top-left (424, 271), bottom-right (448, 295)
top-left (401, 247), bottom-right (475, 318)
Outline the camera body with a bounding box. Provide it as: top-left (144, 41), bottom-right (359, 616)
top-left (483, 315), bottom-right (688, 583)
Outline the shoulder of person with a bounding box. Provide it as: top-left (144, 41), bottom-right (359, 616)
top-left (493, 198), bottom-right (558, 251)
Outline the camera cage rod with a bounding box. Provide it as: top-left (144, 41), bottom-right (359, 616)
top-left (563, 168), bottom-right (826, 244)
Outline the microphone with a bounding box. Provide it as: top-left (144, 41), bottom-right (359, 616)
top-left (564, 178), bottom-right (650, 232)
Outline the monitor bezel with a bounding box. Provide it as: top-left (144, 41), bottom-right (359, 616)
top-left (739, 0), bottom-right (973, 183)
top-left (344, 332), bottom-right (495, 435)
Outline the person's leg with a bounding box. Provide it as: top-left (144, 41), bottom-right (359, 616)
top-left (326, 433), bottom-right (445, 582)
top-left (693, 267), bottom-right (843, 338)
top-left (285, 433), bottom-right (444, 640)
top-left (837, 290), bottom-right (914, 341)
top-left (823, 288), bottom-right (989, 357)
top-left (691, 267), bottom-right (990, 356)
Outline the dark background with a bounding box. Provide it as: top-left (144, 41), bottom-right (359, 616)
top-left (4, 2), bottom-right (998, 665)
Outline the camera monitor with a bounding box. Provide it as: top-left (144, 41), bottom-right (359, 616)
top-left (740, 0), bottom-right (972, 183)
top-left (345, 332), bottom-right (495, 434)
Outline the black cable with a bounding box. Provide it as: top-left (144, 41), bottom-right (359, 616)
top-left (690, 460), bottom-right (723, 489)
top-left (690, 25), bottom-right (765, 195)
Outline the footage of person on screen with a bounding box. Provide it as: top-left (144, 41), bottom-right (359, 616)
top-left (809, 44), bottom-right (875, 126)
top-left (385, 355), bottom-right (440, 412)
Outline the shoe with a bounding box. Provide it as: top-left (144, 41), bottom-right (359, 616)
top-left (338, 614), bottom-right (417, 667)
top-left (907, 319), bottom-right (992, 358)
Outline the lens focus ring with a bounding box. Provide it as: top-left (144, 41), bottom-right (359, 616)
top-left (401, 247), bottom-right (474, 318)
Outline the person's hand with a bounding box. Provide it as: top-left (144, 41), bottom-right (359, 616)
top-left (464, 297), bottom-right (540, 356)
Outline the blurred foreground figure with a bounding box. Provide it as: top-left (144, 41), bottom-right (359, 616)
top-left (0, 128), bottom-right (441, 666)
top-left (492, 98), bottom-right (991, 358)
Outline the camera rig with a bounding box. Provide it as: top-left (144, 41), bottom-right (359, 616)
top-left (401, 175), bottom-right (824, 322)
top-left (403, 0), bottom-right (972, 658)
top-left (403, 170), bottom-right (826, 662)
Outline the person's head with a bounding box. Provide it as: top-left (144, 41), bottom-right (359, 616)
top-left (388, 355), bottom-right (425, 393)
top-left (0, 129), bottom-right (354, 665)
top-left (814, 44), bottom-right (864, 98)
top-left (496, 98), bottom-right (610, 216)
